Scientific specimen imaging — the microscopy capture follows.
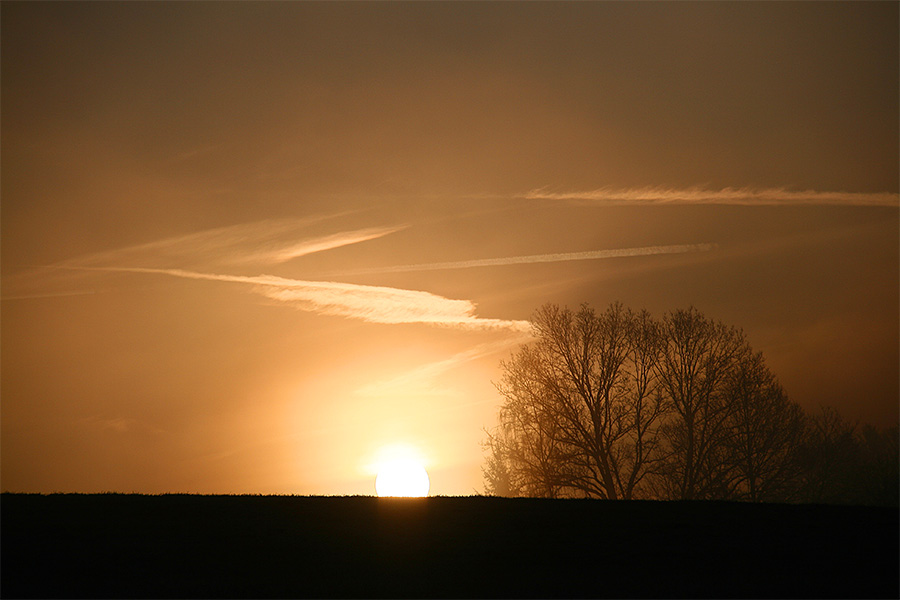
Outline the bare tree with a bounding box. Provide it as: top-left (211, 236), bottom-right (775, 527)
top-left (613, 307), bottom-right (668, 498)
top-left (723, 350), bottom-right (806, 502)
top-left (796, 406), bottom-right (864, 504)
top-left (485, 302), bottom-right (814, 503)
top-left (484, 351), bottom-right (575, 498)
top-left (855, 424), bottom-right (899, 507)
top-left (486, 303), bottom-right (666, 499)
top-left (655, 307), bottom-right (748, 500)
top-left (482, 430), bottom-right (520, 498)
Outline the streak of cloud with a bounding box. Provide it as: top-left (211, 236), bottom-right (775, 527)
top-left (525, 186), bottom-right (900, 207)
top-left (248, 226), bottom-right (407, 264)
top-left (59, 217), bottom-right (405, 269)
top-left (67, 266), bottom-right (531, 332)
top-left (335, 243), bottom-right (718, 276)
top-left (1, 217), bottom-right (405, 300)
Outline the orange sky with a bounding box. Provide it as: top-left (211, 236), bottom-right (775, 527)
top-left (2, 2), bottom-right (897, 495)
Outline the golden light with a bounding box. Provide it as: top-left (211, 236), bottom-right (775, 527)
top-left (373, 445), bottom-right (431, 497)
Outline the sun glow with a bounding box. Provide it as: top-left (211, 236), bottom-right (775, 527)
top-left (373, 445), bottom-right (431, 497)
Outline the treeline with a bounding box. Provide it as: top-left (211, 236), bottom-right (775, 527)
top-left (483, 303), bottom-right (898, 506)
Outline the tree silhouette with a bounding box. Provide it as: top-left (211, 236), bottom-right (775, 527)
top-left (854, 424), bottom-right (900, 507)
top-left (485, 303), bottom-right (668, 499)
top-left (655, 307), bottom-right (749, 500)
top-left (795, 408), bottom-right (899, 506)
top-left (484, 302), bottom-right (825, 502)
top-left (796, 406), bottom-right (860, 504)
top-left (722, 350), bottom-right (806, 502)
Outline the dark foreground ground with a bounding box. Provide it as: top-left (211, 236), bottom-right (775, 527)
top-left (1, 494), bottom-right (897, 599)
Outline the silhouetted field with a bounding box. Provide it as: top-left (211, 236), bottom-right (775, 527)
top-left (2, 494), bottom-right (897, 598)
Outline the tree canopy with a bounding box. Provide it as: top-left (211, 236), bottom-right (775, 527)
top-left (484, 302), bottom-right (897, 505)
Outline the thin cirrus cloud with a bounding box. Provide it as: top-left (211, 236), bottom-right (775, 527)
top-left (334, 243), bottom-right (717, 276)
top-left (247, 226), bottom-right (407, 265)
top-left (13, 217), bottom-right (715, 332)
top-left (1, 218), bottom-right (405, 301)
top-left (70, 266), bottom-right (531, 332)
top-left (525, 186), bottom-right (900, 207)
top-left (57, 217), bottom-right (406, 269)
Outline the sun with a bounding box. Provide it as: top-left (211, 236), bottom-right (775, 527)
top-left (375, 457), bottom-right (430, 497)
top-left (373, 447), bottom-right (430, 497)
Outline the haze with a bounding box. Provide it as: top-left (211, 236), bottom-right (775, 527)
top-left (2, 2), bottom-right (897, 495)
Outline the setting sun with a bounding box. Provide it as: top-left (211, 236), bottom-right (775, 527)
top-left (373, 446), bottom-right (431, 497)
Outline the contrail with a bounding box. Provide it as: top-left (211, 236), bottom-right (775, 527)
top-left (52, 218), bottom-right (406, 268)
top-left (63, 266), bottom-right (530, 332)
top-left (2, 219), bottom-right (406, 301)
top-left (335, 243), bottom-right (718, 276)
top-left (247, 225), bottom-right (406, 264)
top-left (524, 186), bottom-right (900, 207)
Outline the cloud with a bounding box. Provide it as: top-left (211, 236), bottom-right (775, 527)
top-left (334, 243), bottom-right (717, 275)
top-left (243, 226), bottom-right (407, 265)
top-left (60, 217), bottom-right (404, 269)
top-left (69, 266), bottom-right (531, 332)
top-left (1, 217), bottom-right (405, 301)
top-left (525, 186), bottom-right (900, 207)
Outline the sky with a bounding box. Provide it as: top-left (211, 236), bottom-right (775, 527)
top-left (2, 1), bottom-right (897, 496)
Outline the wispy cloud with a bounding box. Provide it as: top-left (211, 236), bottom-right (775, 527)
top-left (334, 243), bottom-right (717, 276)
top-left (244, 226), bottom-right (407, 265)
top-left (1, 216), bottom-right (405, 301)
top-left (525, 186), bottom-right (900, 207)
top-left (59, 217), bottom-right (404, 269)
top-left (68, 266), bottom-right (531, 332)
